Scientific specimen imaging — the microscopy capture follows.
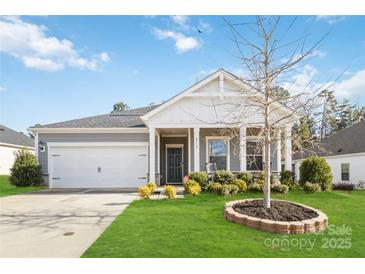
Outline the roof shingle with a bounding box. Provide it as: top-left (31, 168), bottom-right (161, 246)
top-left (0, 124), bottom-right (34, 147)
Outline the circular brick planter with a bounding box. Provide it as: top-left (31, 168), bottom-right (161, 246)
top-left (224, 199), bottom-right (328, 234)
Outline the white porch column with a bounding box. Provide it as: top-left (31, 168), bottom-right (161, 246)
top-left (284, 126), bottom-right (292, 171)
top-left (193, 127), bottom-right (200, 171)
top-left (275, 128), bottom-right (282, 173)
top-left (239, 125), bottom-right (247, 171)
top-left (188, 128), bottom-right (191, 172)
top-left (149, 127), bottom-right (156, 182)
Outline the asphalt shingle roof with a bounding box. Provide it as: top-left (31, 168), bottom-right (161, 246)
top-left (0, 124), bottom-right (34, 147)
top-left (32, 105), bottom-right (159, 128)
top-left (294, 120), bottom-right (365, 159)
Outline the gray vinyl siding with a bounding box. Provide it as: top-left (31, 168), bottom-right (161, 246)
top-left (38, 133), bottom-right (148, 174)
top-left (160, 136), bottom-right (188, 184)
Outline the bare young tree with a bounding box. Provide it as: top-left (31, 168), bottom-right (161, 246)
top-left (206, 16), bottom-right (339, 208)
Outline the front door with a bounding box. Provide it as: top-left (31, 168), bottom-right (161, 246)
top-left (167, 147), bottom-right (183, 183)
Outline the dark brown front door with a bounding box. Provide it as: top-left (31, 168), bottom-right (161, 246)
top-left (167, 147), bottom-right (183, 183)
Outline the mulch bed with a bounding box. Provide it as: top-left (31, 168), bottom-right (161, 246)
top-left (232, 200), bottom-right (319, 222)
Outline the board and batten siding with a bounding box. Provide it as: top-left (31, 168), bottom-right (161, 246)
top-left (38, 132), bottom-right (148, 174)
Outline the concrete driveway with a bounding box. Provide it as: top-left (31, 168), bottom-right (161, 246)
top-left (0, 190), bottom-right (138, 258)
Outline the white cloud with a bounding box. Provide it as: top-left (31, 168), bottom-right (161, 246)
top-left (170, 15), bottom-right (189, 29)
top-left (334, 69), bottom-right (365, 98)
top-left (152, 28), bottom-right (201, 53)
top-left (0, 16), bottom-right (109, 72)
top-left (282, 64), bottom-right (321, 94)
top-left (315, 16), bottom-right (346, 25)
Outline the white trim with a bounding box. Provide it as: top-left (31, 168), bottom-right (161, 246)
top-left (205, 136), bottom-right (230, 171)
top-left (185, 92), bottom-right (243, 98)
top-left (157, 131), bottom-right (160, 174)
top-left (0, 142), bottom-right (34, 150)
top-left (293, 151), bottom-right (365, 162)
top-left (47, 142), bottom-right (149, 147)
top-left (193, 127), bottom-right (200, 171)
top-left (30, 127), bottom-right (148, 134)
top-left (188, 128), bottom-right (191, 173)
top-left (48, 145), bottom-right (53, 188)
top-left (161, 134), bottom-right (187, 137)
top-left (34, 132), bottom-right (39, 160)
top-left (165, 144), bottom-right (184, 184)
top-left (149, 127), bottom-right (156, 183)
top-left (239, 125), bottom-right (247, 172)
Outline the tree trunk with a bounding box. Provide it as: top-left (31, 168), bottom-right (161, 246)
top-left (263, 132), bottom-right (271, 208)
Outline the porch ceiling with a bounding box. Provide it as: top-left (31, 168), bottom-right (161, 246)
top-left (158, 128), bottom-right (188, 135)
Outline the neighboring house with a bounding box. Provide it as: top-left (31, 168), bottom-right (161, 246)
top-left (30, 69), bottom-right (295, 188)
top-left (0, 124), bottom-right (35, 175)
top-left (293, 120), bottom-right (365, 188)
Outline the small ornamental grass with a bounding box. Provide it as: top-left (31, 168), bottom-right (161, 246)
top-left (164, 185), bottom-right (177, 199)
top-left (138, 185), bottom-right (152, 199)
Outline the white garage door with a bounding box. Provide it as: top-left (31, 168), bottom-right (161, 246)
top-left (49, 144), bottom-right (148, 188)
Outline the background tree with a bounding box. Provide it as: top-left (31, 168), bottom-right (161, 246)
top-left (112, 101), bottom-right (129, 112)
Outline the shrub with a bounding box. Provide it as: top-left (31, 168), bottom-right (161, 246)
top-left (236, 171), bottom-right (253, 184)
top-left (138, 185), bottom-right (151, 199)
top-left (231, 179), bottom-right (247, 193)
top-left (187, 184), bottom-right (202, 196)
top-left (271, 183), bottom-right (289, 194)
top-left (164, 185), bottom-right (177, 199)
top-left (332, 183), bottom-right (354, 191)
top-left (258, 171), bottom-right (265, 181)
top-left (207, 182), bottom-right (223, 194)
top-left (188, 172), bottom-right (208, 187)
top-left (303, 182), bottom-right (321, 193)
top-left (9, 149), bottom-right (44, 187)
top-left (184, 179), bottom-right (199, 192)
top-left (280, 170), bottom-right (296, 189)
top-left (221, 184), bottom-right (239, 196)
top-left (146, 182), bottom-right (156, 193)
top-left (300, 156), bottom-right (332, 191)
top-left (248, 182), bottom-right (263, 192)
top-left (214, 170), bottom-right (234, 184)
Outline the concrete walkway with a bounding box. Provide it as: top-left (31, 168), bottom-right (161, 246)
top-left (0, 190), bottom-right (138, 258)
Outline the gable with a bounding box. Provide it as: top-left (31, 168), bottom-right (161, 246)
top-left (142, 69), bottom-right (294, 127)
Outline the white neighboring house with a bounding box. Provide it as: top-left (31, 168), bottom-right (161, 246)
top-left (293, 120), bottom-right (365, 189)
top-left (0, 124), bottom-right (35, 175)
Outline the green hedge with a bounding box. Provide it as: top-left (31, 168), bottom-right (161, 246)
top-left (300, 156), bottom-right (332, 191)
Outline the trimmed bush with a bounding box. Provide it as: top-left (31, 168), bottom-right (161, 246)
top-left (138, 185), bottom-right (151, 199)
top-left (184, 179), bottom-right (199, 192)
top-left (10, 149), bottom-right (44, 187)
top-left (258, 171), bottom-right (265, 181)
top-left (187, 184), bottom-right (202, 196)
top-left (207, 182), bottom-right (223, 194)
top-left (248, 182), bottom-right (263, 192)
top-left (236, 171), bottom-right (253, 184)
top-left (303, 182), bottom-right (321, 193)
top-left (280, 170), bottom-right (296, 189)
top-left (188, 172), bottom-right (208, 187)
top-left (164, 185), bottom-right (177, 199)
top-left (231, 179), bottom-right (247, 193)
top-left (221, 184), bottom-right (239, 196)
top-left (271, 183), bottom-right (289, 194)
top-left (147, 182), bottom-right (156, 193)
top-left (214, 170), bottom-right (234, 184)
top-left (300, 156), bottom-right (332, 191)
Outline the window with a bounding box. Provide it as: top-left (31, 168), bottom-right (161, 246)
top-left (207, 139), bottom-right (228, 170)
top-left (246, 140), bottom-right (263, 171)
top-left (341, 163), bottom-right (350, 181)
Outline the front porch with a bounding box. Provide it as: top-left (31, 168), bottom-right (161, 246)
top-left (148, 126), bottom-right (293, 185)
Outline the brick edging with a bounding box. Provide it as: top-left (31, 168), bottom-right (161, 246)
top-left (224, 199), bottom-right (328, 234)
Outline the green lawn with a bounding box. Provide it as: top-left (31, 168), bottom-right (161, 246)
top-left (83, 190), bottom-right (365, 258)
top-left (0, 175), bottom-right (43, 197)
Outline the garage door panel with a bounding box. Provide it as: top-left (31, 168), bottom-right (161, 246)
top-left (50, 145), bottom-right (148, 188)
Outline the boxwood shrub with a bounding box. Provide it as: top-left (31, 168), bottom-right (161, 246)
top-left (220, 184), bottom-right (239, 196)
top-left (207, 182), bottom-right (223, 194)
top-left (300, 156), bottom-right (332, 191)
top-left (231, 179), bottom-right (247, 193)
top-left (214, 170), bottom-right (234, 184)
top-left (188, 172), bottom-right (208, 187)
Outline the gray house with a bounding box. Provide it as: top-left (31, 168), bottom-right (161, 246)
top-left (30, 69), bottom-right (295, 188)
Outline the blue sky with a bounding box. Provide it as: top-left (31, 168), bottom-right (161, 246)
top-left (1, 15), bottom-right (365, 133)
